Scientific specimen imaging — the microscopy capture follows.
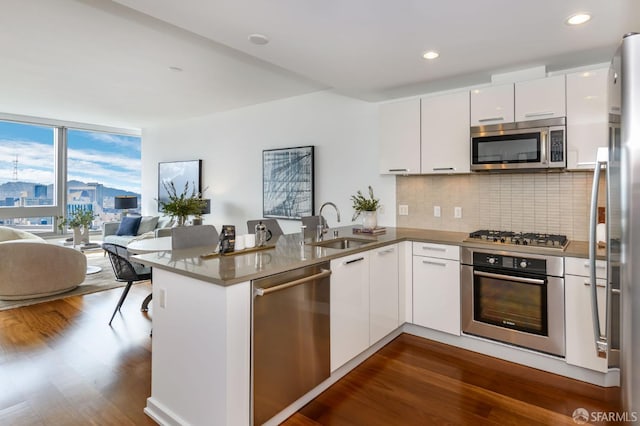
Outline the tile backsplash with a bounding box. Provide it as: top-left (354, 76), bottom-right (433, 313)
top-left (396, 171), bottom-right (605, 241)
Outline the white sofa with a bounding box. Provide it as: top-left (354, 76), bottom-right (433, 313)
top-left (0, 226), bottom-right (87, 300)
top-left (102, 215), bottom-right (172, 247)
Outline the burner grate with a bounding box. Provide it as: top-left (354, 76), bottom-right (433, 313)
top-left (466, 230), bottom-right (568, 249)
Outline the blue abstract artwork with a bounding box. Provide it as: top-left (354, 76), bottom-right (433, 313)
top-left (263, 146), bottom-right (314, 219)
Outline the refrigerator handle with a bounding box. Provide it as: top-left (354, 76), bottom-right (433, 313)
top-left (589, 147), bottom-right (609, 357)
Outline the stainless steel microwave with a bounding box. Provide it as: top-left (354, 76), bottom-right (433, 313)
top-left (470, 117), bottom-right (566, 171)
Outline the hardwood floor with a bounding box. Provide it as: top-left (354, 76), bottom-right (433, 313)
top-left (0, 287), bottom-right (621, 425)
top-left (284, 334), bottom-right (621, 426)
top-left (0, 283), bottom-right (155, 426)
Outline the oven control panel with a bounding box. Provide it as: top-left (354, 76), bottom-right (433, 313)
top-left (473, 252), bottom-right (547, 275)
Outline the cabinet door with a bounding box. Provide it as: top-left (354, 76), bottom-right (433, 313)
top-left (379, 99), bottom-right (421, 174)
top-left (515, 75), bottom-right (566, 121)
top-left (566, 68), bottom-right (608, 170)
top-left (370, 244), bottom-right (399, 344)
top-left (421, 92), bottom-right (470, 174)
top-left (565, 274), bottom-right (608, 372)
top-left (330, 252), bottom-right (370, 372)
top-left (412, 256), bottom-right (460, 336)
top-left (470, 83), bottom-right (514, 126)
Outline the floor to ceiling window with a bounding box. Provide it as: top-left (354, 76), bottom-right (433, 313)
top-left (67, 128), bottom-right (141, 231)
top-left (0, 115), bottom-right (141, 235)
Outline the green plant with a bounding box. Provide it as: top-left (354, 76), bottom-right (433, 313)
top-left (157, 181), bottom-right (208, 224)
top-left (350, 186), bottom-right (380, 221)
top-left (57, 208), bottom-right (95, 231)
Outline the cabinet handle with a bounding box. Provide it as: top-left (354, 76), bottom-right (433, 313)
top-left (432, 167), bottom-right (455, 171)
top-left (377, 248), bottom-right (395, 255)
top-left (576, 162), bottom-right (597, 167)
top-left (388, 168), bottom-right (408, 172)
top-left (583, 280), bottom-right (606, 288)
top-left (422, 246), bottom-right (446, 252)
top-left (582, 261), bottom-right (606, 269)
top-left (422, 260), bottom-right (447, 267)
top-left (478, 117), bottom-right (504, 122)
top-left (524, 111), bottom-right (554, 118)
top-left (611, 106), bottom-right (621, 112)
top-left (344, 257), bottom-right (365, 265)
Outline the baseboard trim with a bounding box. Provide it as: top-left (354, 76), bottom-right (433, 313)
top-left (144, 397), bottom-right (189, 426)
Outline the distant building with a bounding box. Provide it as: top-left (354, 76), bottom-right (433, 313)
top-left (34, 184), bottom-right (47, 198)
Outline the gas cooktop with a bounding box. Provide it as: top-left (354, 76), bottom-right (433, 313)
top-left (464, 229), bottom-right (569, 251)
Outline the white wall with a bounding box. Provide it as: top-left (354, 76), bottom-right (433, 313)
top-left (141, 91), bottom-right (396, 234)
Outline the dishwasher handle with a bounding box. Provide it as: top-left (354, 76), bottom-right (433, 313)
top-left (254, 269), bottom-right (331, 296)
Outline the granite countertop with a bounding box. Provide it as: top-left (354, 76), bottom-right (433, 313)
top-left (133, 226), bottom-right (603, 286)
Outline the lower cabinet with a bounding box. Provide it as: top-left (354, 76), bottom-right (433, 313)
top-left (369, 244), bottom-right (400, 344)
top-left (412, 243), bottom-right (461, 336)
top-left (565, 258), bottom-right (608, 372)
top-left (330, 251), bottom-right (370, 372)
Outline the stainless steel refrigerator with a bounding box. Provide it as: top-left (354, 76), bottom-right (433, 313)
top-left (590, 32), bottom-right (640, 415)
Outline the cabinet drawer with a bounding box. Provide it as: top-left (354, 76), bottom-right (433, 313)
top-left (412, 242), bottom-right (459, 261)
top-left (565, 257), bottom-right (607, 279)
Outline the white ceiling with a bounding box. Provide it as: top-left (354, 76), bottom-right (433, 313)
top-left (1, 0), bottom-right (638, 130)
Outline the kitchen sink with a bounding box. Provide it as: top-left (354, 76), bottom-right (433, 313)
top-left (310, 237), bottom-right (374, 250)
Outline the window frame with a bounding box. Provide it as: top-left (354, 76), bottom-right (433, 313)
top-left (0, 112), bottom-right (141, 236)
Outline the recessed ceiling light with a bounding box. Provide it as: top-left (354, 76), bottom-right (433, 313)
top-left (422, 51), bottom-right (440, 60)
top-left (566, 13), bottom-right (591, 25)
top-left (168, 66), bottom-right (183, 72)
top-left (248, 34), bottom-right (270, 45)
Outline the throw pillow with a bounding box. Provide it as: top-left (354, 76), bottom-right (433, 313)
top-left (137, 216), bottom-right (159, 235)
top-left (116, 216), bottom-right (142, 236)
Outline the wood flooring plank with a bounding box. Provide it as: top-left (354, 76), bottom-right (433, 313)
top-left (286, 334), bottom-right (621, 426)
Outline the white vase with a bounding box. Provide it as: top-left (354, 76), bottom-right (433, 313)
top-left (81, 225), bottom-right (90, 244)
top-left (361, 210), bottom-right (377, 231)
top-left (72, 227), bottom-right (82, 246)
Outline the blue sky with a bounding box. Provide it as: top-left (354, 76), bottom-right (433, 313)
top-left (0, 120), bottom-right (141, 193)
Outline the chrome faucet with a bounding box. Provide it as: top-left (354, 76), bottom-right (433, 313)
top-left (318, 202), bottom-right (341, 240)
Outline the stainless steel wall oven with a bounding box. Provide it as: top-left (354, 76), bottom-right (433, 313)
top-left (461, 247), bottom-right (565, 357)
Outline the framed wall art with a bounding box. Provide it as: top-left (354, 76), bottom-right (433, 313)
top-left (263, 146), bottom-right (314, 219)
top-left (157, 159), bottom-right (202, 212)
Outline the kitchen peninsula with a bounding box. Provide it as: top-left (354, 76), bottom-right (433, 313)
top-left (134, 226), bottom-right (611, 426)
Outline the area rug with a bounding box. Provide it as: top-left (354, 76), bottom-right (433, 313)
top-left (0, 251), bottom-right (148, 311)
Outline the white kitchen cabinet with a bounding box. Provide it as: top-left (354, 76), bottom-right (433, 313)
top-left (330, 251), bottom-right (370, 372)
top-left (515, 75), bottom-right (566, 122)
top-left (566, 68), bottom-right (609, 170)
top-left (379, 98), bottom-right (421, 174)
top-left (420, 91), bottom-right (470, 174)
top-left (470, 83), bottom-right (514, 126)
top-left (369, 244), bottom-right (399, 344)
top-left (412, 243), bottom-right (461, 336)
top-left (565, 264), bottom-right (608, 373)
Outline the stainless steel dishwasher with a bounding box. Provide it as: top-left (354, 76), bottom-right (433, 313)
top-left (252, 262), bottom-right (331, 425)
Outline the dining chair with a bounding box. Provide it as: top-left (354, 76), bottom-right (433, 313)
top-left (171, 225), bottom-right (219, 250)
top-left (246, 219), bottom-right (284, 239)
top-left (103, 243), bottom-right (153, 326)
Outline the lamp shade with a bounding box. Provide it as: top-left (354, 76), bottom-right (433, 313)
top-left (114, 196), bottom-right (138, 210)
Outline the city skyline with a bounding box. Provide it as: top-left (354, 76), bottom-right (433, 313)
top-left (0, 120), bottom-right (141, 194)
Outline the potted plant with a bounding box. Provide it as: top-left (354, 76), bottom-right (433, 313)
top-left (157, 181), bottom-right (208, 226)
top-left (57, 208), bottom-right (95, 245)
top-left (350, 186), bottom-right (380, 230)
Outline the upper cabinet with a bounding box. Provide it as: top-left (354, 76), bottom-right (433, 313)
top-left (421, 91), bottom-right (470, 174)
top-left (515, 75), bottom-right (566, 122)
top-left (566, 68), bottom-right (609, 170)
top-left (470, 83), bottom-right (514, 126)
top-left (379, 99), bottom-right (421, 175)
top-left (470, 76), bottom-right (566, 126)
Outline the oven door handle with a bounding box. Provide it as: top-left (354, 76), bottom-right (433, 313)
top-left (473, 270), bottom-right (545, 285)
